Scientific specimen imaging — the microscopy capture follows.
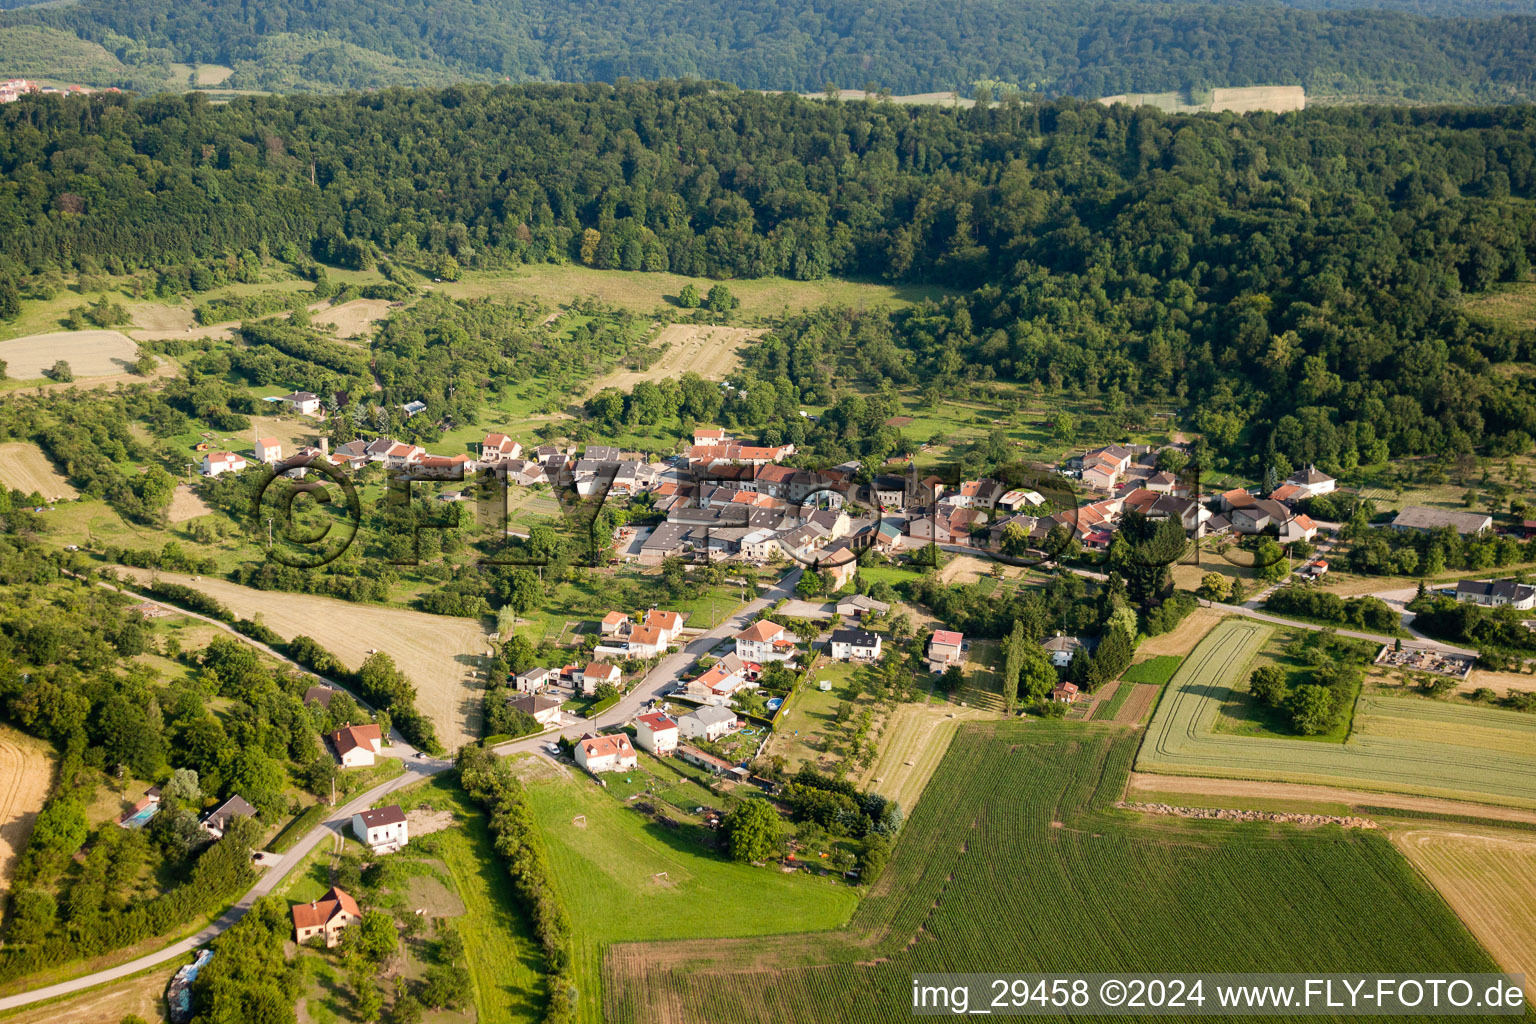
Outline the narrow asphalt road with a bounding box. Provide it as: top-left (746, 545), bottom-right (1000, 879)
top-left (0, 750), bottom-right (450, 1011)
top-left (491, 567), bottom-right (803, 756)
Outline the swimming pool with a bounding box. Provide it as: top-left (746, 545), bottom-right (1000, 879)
top-left (765, 697), bottom-right (783, 712)
top-left (121, 805), bottom-right (159, 829)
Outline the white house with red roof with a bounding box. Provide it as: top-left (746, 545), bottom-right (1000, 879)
top-left (693, 427), bottom-right (734, 446)
top-left (633, 712), bottom-right (679, 755)
top-left (643, 609), bottom-right (686, 643)
top-left (735, 619), bottom-right (796, 662)
top-left (201, 451), bottom-right (248, 477)
top-left (927, 630), bottom-right (965, 672)
top-left (578, 661), bottom-right (621, 696)
top-left (329, 723), bottom-right (384, 767)
top-left (480, 432), bottom-right (522, 463)
top-left (575, 733), bottom-right (637, 774)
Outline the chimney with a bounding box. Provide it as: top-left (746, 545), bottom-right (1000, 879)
top-left (318, 436), bottom-right (329, 455)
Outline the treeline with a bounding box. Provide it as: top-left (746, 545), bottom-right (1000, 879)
top-left (457, 744), bottom-right (575, 1024)
top-left (8, 0), bottom-right (1536, 101)
top-left (1264, 587), bottom-right (1401, 632)
top-left (1409, 596), bottom-right (1536, 660)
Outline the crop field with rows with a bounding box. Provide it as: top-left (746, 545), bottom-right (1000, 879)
top-left (601, 721), bottom-right (1500, 1023)
top-left (1138, 620), bottom-right (1536, 807)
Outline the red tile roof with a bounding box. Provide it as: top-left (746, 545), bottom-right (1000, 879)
top-left (931, 629), bottom-right (964, 647)
top-left (330, 723), bottom-right (382, 756)
top-left (291, 886), bottom-right (361, 930)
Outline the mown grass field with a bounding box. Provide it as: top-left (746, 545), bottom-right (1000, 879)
top-left (602, 722), bottom-right (1502, 1022)
top-left (1137, 619), bottom-right (1536, 807)
top-left (521, 760), bottom-right (860, 1024)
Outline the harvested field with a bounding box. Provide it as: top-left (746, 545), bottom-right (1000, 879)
top-left (165, 484), bottom-right (212, 523)
top-left (1113, 683), bottom-right (1160, 724)
top-left (129, 302), bottom-right (196, 333)
top-left (313, 298), bottom-right (391, 338)
top-left (852, 702), bottom-right (992, 812)
top-left (1124, 772), bottom-right (1536, 826)
top-left (1134, 605), bottom-right (1222, 656)
top-left (1392, 829), bottom-right (1536, 1000)
top-left (116, 568), bottom-right (490, 750)
top-left (0, 726), bottom-right (55, 891)
top-left (1138, 619), bottom-right (1536, 807)
top-left (0, 330), bottom-right (137, 379)
top-left (587, 324), bottom-right (759, 396)
top-left (0, 442), bottom-right (78, 501)
top-left (1, 965), bottom-right (172, 1024)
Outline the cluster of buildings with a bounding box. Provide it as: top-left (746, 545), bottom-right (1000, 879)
top-left (0, 79), bottom-right (103, 103)
top-left (574, 705), bottom-right (749, 781)
top-left (1453, 577), bottom-right (1536, 610)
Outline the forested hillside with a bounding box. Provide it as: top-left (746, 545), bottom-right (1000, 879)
top-left (2, 0), bottom-right (1536, 101)
top-left (1, 83), bottom-right (1534, 473)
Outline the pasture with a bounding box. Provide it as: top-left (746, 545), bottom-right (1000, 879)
top-left (1137, 619), bottom-right (1536, 807)
top-left (602, 722), bottom-right (1499, 1022)
top-left (115, 568), bottom-right (491, 750)
top-left (0, 726), bottom-right (55, 891)
top-left (1391, 828), bottom-right (1536, 1001)
top-left (0, 330), bottom-right (137, 380)
top-left (0, 442), bottom-right (79, 501)
top-left (522, 761), bottom-right (859, 1024)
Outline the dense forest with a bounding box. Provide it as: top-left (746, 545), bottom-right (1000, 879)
top-left (2, 0), bottom-right (1536, 100)
top-left (2, 84), bottom-right (1535, 474)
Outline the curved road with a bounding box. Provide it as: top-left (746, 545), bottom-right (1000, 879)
top-left (2, 568), bottom-right (801, 1010)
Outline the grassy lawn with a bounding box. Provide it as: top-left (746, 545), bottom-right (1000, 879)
top-left (1211, 626), bottom-right (1360, 743)
top-left (520, 760), bottom-right (859, 1024)
top-left (771, 660), bottom-right (865, 770)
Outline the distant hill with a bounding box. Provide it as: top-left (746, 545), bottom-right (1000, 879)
top-left (2, 0), bottom-right (1536, 101)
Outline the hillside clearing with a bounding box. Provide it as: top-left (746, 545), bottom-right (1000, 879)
top-left (165, 485), bottom-right (212, 523)
top-left (115, 568), bottom-right (490, 750)
top-left (0, 442), bottom-right (79, 501)
top-left (313, 298), bottom-right (392, 338)
top-left (1391, 829), bottom-right (1536, 1001)
top-left (0, 330), bottom-right (137, 380)
top-left (586, 324), bottom-right (759, 396)
top-left (0, 726), bottom-right (56, 892)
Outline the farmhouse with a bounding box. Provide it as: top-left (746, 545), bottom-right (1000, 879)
top-left (329, 723), bottom-right (384, 767)
top-left (735, 618), bottom-right (797, 662)
top-left (507, 693), bottom-right (563, 727)
top-left (292, 887), bottom-right (361, 947)
top-left (516, 667), bottom-right (553, 693)
top-left (829, 627), bottom-right (882, 661)
top-left (201, 451), bottom-right (248, 477)
top-left (351, 805), bottom-right (409, 853)
top-left (927, 630), bottom-right (965, 672)
top-left (1454, 578), bottom-right (1536, 610)
top-left (677, 704), bottom-right (738, 742)
top-left (200, 795), bottom-right (257, 840)
top-left (575, 733), bottom-right (638, 774)
top-left (1391, 506), bottom-right (1493, 536)
top-left (634, 712), bottom-right (679, 755)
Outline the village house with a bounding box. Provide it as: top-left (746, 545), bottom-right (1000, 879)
top-left (869, 474), bottom-right (909, 509)
top-left (329, 723), bottom-right (384, 768)
top-left (644, 609), bottom-right (686, 643)
top-left (1391, 506), bottom-right (1493, 536)
top-left (282, 391), bottom-right (322, 416)
top-left (575, 733), bottom-right (638, 773)
top-left (201, 451), bottom-right (247, 477)
top-left (414, 453), bottom-right (473, 479)
top-left (829, 627), bottom-right (882, 661)
top-left (1454, 578), bottom-right (1536, 610)
top-left (507, 693), bottom-right (563, 727)
top-left (677, 704), bottom-right (738, 742)
top-left (1280, 513), bottom-right (1319, 544)
top-left (693, 427), bottom-right (734, 447)
top-left (578, 661), bottom-right (622, 696)
top-left (1042, 634), bottom-right (1084, 668)
top-left (200, 795), bottom-right (257, 840)
top-left (927, 630), bottom-right (965, 673)
top-left (600, 611), bottom-right (632, 637)
top-left (596, 623), bottom-right (667, 659)
top-left (837, 593), bottom-right (891, 619)
top-left (1051, 680), bottom-right (1080, 704)
top-left (292, 887), bottom-right (361, 947)
top-left (479, 432), bottom-right (522, 463)
top-left (515, 667), bottom-right (553, 694)
top-left (736, 619), bottom-right (796, 662)
top-left (1287, 464), bottom-right (1336, 498)
top-left (633, 712), bottom-right (679, 755)
top-left (1218, 488), bottom-right (1257, 513)
top-left (997, 488), bottom-right (1046, 512)
top-left (503, 459), bottom-right (548, 486)
top-left (687, 653), bottom-right (758, 703)
top-left (304, 685), bottom-right (339, 708)
top-left (351, 805), bottom-right (409, 853)
top-left (1231, 498), bottom-right (1293, 535)
top-left (254, 437), bottom-right (282, 464)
